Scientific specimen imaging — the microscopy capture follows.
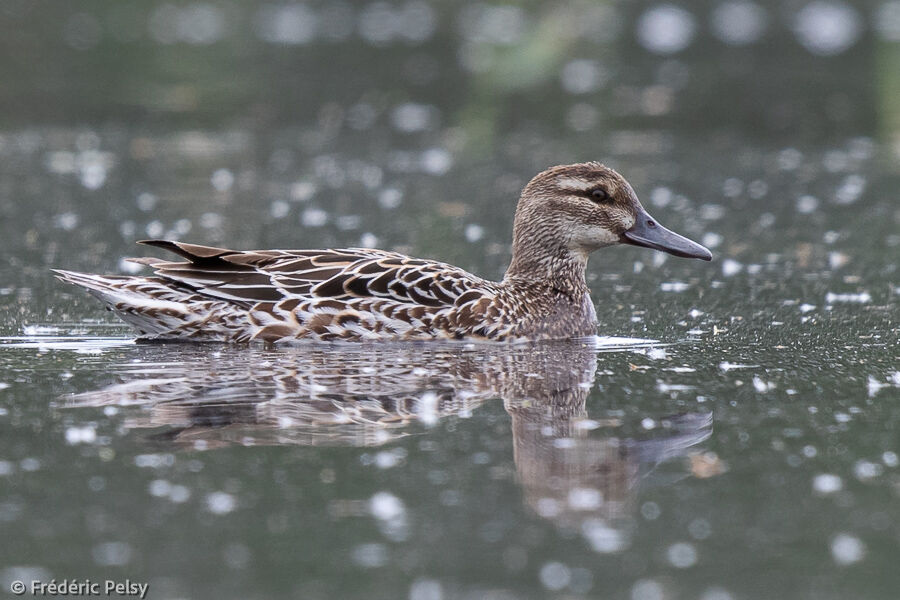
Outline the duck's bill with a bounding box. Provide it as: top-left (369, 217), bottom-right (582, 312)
top-left (621, 210), bottom-right (712, 261)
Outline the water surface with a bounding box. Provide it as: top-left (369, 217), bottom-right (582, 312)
top-left (1, 1), bottom-right (899, 599)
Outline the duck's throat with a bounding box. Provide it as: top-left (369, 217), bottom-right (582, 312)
top-left (503, 246), bottom-right (590, 300)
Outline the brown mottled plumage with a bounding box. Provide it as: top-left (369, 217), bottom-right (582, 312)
top-left (54, 163), bottom-right (711, 342)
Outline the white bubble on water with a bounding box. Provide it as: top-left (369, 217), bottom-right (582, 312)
top-left (660, 282), bottom-right (690, 292)
top-left (641, 501), bottom-right (661, 520)
top-left (536, 498), bottom-right (561, 518)
top-left (173, 218), bottom-right (192, 235)
top-left (826, 291), bottom-right (871, 304)
top-left (211, 168), bottom-right (234, 192)
top-left (796, 195), bottom-right (819, 214)
top-left (148, 479), bottom-right (171, 497)
top-left (539, 561), bottom-right (571, 591)
top-left (255, 3), bottom-right (317, 45)
top-left (373, 450), bottom-right (401, 469)
top-left (794, 0), bottom-right (862, 56)
top-left (650, 187), bottom-right (673, 207)
top-left (301, 207), bottom-right (328, 228)
top-left (637, 5), bottom-right (696, 55)
top-left (778, 148), bottom-right (803, 170)
top-left (169, 485), bottom-right (191, 503)
top-left (271, 200), bottom-right (290, 219)
top-left (568, 487), bottom-right (603, 511)
top-left (416, 391), bottom-right (440, 426)
top-left (351, 542), bottom-right (388, 568)
top-left (398, 2), bottom-right (436, 43)
top-left (80, 161), bottom-right (107, 189)
top-left (831, 533), bottom-right (865, 565)
top-left (336, 215), bottom-right (362, 231)
top-left (392, 103), bottom-right (436, 133)
top-left (370, 491), bottom-right (405, 520)
top-left (719, 361), bottom-right (758, 372)
top-left (146, 220), bottom-right (165, 238)
top-left (752, 376), bottom-right (774, 393)
top-left (65, 425), bottom-right (97, 445)
top-left (631, 579), bottom-right (665, 600)
top-left (813, 473), bottom-right (843, 494)
top-left (206, 491), bottom-right (237, 515)
top-left (291, 181), bottom-right (317, 201)
top-left (359, 3), bottom-right (395, 44)
top-left (667, 542), bottom-right (698, 568)
top-left (853, 460), bottom-right (883, 481)
top-left (688, 518), bottom-right (712, 540)
top-left (421, 148), bottom-right (453, 175)
top-left (702, 232), bottom-right (722, 249)
top-left (722, 259), bottom-right (743, 277)
top-left (199, 212), bottom-right (223, 229)
top-left (647, 347), bottom-right (667, 360)
top-left (464, 224), bottom-right (484, 242)
top-left (54, 212), bottom-right (80, 231)
top-left (835, 174), bottom-right (866, 204)
top-left (379, 187), bottom-right (403, 209)
top-left (748, 179), bottom-right (769, 198)
top-left (701, 588), bottom-right (735, 600)
top-left (582, 519), bottom-right (629, 553)
top-left (867, 375), bottom-right (888, 397)
top-left (561, 59), bottom-right (606, 94)
top-left (828, 251), bottom-right (849, 270)
top-left (357, 232), bottom-right (377, 248)
top-left (20, 458), bottom-right (41, 472)
top-left (409, 578), bottom-right (443, 600)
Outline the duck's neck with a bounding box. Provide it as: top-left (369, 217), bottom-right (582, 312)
top-left (503, 242), bottom-right (590, 300)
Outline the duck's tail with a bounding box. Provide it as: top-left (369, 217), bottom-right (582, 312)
top-left (52, 269), bottom-right (234, 340)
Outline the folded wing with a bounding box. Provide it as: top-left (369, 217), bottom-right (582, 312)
top-left (135, 240), bottom-right (491, 309)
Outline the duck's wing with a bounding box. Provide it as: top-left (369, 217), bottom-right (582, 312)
top-left (134, 240), bottom-right (492, 307)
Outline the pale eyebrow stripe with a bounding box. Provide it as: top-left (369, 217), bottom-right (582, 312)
top-left (555, 176), bottom-right (593, 191)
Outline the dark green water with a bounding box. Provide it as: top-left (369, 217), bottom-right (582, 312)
top-left (1, 1), bottom-right (898, 599)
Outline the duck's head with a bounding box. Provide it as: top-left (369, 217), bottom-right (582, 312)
top-left (512, 162), bottom-right (712, 263)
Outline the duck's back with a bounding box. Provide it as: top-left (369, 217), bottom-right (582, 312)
top-left (55, 240), bottom-right (507, 342)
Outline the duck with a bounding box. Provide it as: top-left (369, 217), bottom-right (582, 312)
top-left (54, 162), bottom-right (712, 343)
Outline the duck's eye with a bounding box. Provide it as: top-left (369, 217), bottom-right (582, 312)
top-left (590, 188), bottom-right (610, 203)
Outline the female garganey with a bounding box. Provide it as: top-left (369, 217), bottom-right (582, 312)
top-left (55, 162), bottom-right (711, 342)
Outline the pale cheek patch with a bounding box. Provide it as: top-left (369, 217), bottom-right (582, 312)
top-left (568, 208), bottom-right (635, 251)
top-left (616, 210), bottom-right (635, 230)
top-left (568, 223), bottom-right (620, 251)
top-left (555, 176), bottom-right (593, 191)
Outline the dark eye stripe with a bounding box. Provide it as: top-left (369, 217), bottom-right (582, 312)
top-left (563, 187), bottom-right (615, 203)
top-left (577, 188), bottom-right (613, 204)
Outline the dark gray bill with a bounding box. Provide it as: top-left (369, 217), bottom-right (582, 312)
top-left (621, 209), bottom-right (712, 261)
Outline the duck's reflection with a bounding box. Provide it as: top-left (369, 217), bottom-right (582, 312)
top-left (68, 339), bottom-right (712, 544)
